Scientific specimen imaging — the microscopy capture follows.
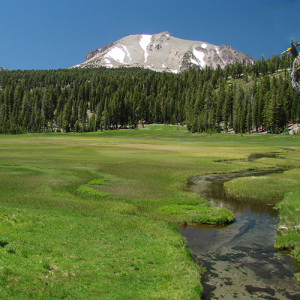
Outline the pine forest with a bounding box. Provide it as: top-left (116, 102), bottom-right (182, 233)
top-left (0, 54), bottom-right (298, 135)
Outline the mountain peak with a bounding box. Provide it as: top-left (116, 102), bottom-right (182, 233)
top-left (71, 32), bottom-right (254, 73)
top-left (158, 31), bottom-right (172, 36)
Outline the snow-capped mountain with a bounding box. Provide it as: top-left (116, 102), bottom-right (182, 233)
top-left (71, 31), bottom-right (254, 73)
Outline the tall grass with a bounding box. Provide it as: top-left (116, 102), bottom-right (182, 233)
top-left (275, 192), bottom-right (300, 262)
top-left (224, 168), bottom-right (300, 202)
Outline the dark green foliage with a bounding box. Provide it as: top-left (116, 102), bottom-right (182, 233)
top-left (0, 236), bottom-right (9, 247)
top-left (0, 54), bottom-right (298, 134)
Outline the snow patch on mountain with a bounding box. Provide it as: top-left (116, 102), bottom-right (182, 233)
top-left (193, 48), bottom-right (206, 68)
top-left (190, 58), bottom-right (199, 66)
top-left (104, 58), bottom-right (113, 68)
top-left (122, 45), bottom-right (132, 61)
top-left (215, 48), bottom-right (225, 65)
top-left (105, 45), bottom-right (128, 64)
top-left (140, 35), bottom-right (152, 63)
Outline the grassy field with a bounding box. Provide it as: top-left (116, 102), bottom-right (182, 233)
top-left (1, 125), bottom-right (300, 298)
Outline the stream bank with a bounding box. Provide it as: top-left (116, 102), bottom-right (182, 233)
top-left (181, 166), bottom-right (300, 299)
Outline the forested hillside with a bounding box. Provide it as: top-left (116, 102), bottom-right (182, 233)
top-left (0, 54), bottom-right (298, 134)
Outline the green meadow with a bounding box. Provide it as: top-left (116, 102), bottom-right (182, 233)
top-left (1, 125), bottom-right (300, 299)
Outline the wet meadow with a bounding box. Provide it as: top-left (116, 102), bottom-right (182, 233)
top-left (0, 125), bottom-right (299, 299)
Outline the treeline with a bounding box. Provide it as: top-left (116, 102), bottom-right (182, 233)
top-left (0, 54), bottom-right (298, 134)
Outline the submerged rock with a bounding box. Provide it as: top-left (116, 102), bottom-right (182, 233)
top-left (278, 225), bottom-right (289, 230)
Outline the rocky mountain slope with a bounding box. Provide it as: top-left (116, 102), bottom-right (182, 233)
top-left (71, 32), bottom-right (254, 73)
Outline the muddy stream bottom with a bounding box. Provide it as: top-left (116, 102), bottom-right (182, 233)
top-left (180, 170), bottom-right (300, 299)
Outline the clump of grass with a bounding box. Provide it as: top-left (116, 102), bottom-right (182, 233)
top-left (42, 258), bottom-right (51, 270)
top-left (129, 197), bottom-right (214, 222)
top-left (275, 192), bottom-right (300, 263)
top-left (77, 185), bottom-right (137, 215)
top-left (4, 243), bottom-right (16, 254)
top-left (160, 204), bottom-right (234, 225)
top-left (106, 201), bottom-right (137, 215)
top-left (88, 178), bottom-right (108, 185)
top-left (77, 186), bottom-right (111, 198)
top-left (21, 249), bottom-right (28, 258)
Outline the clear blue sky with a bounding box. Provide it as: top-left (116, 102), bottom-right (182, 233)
top-left (1, 0), bottom-right (299, 70)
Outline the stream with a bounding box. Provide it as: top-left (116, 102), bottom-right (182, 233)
top-left (180, 166), bottom-right (300, 299)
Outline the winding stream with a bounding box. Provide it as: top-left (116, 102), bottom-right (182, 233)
top-left (180, 166), bottom-right (300, 299)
